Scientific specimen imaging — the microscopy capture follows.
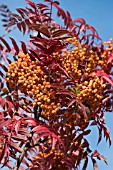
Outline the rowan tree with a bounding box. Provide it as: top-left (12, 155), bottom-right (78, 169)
top-left (0, 0), bottom-right (113, 169)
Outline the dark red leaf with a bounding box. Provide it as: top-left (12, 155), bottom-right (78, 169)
top-left (0, 63), bottom-right (8, 72)
top-left (12, 135), bottom-right (27, 141)
top-left (91, 70), bottom-right (113, 86)
top-left (32, 42), bottom-right (46, 52)
top-left (92, 150), bottom-right (108, 165)
top-left (11, 13), bottom-right (22, 21)
top-left (0, 97), bottom-right (6, 108)
top-left (26, 0), bottom-right (37, 10)
top-left (82, 157), bottom-right (88, 170)
top-left (10, 37), bottom-right (19, 54)
top-left (20, 41), bottom-right (27, 54)
top-left (0, 36), bottom-right (11, 52)
top-left (97, 127), bottom-right (102, 145)
top-left (0, 119), bottom-right (12, 129)
top-left (17, 22), bottom-right (22, 32)
top-left (23, 118), bottom-right (37, 126)
top-left (15, 120), bottom-right (21, 134)
top-left (7, 141), bottom-right (23, 153)
top-left (92, 158), bottom-right (98, 170)
top-left (21, 21), bottom-right (26, 35)
top-left (16, 8), bottom-right (28, 19)
top-left (52, 29), bottom-right (69, 37)
top-left (32, 125), bottom-right (50, 133)
top-left (74, 18), bottom-right (86, 25)
top-left (30, 24), bottom-right (50, 37)
top-left (0, 142), bottom-right (8, 164)
top-left (107, 53), bottom-right (113, 64)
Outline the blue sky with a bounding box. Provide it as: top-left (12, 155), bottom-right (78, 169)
top-left (0, 0), bottom-right (113, 170)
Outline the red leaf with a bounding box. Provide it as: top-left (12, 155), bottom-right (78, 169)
top-left (92, 150), bottom-right (99, 158)
top-left (10, 37), bottom-right (19, 55)
top-left (0, 112), bottom-right (4, 119)
top-left (82, 157), bottom-right (88, 170)
top-left (57, 64), bottom-right (70, 78)
top-left (0, 36), bottom-right (11, 52)
top-left (52, 3), bottom-right (67, 26)
top-left (0, 142), bottom-right (8, 164)
top-left (107, 53), bottom-right (113, 64)
top-left (23, 118), bottom-right (37, 126)
top-left (32, 42), bottom-right (46, 52)
top-left (0, 63), bottom-right (8, 72)
top-left (21, 21), bottom-right (26, 35)
top-left (102, 75), bottom-right (113, 86)
top-left (0, 97), bottom-right (6, 107)
top-left (74, 18), bottom-right (86, 25)
top-left (12, 135), bottom-right (27, 141)
top-left (92, 150), bottom-right (108, 165)
top-left (15, 120), bottom-right (21, 134)
top-left (0, 119), bottom-right (12, 130)
top-left (11, 13), bottom-right (22, 21)
top-left (30, 24), bottom-right (50, 37)
top-left (26, 0), bottom-right (37, 10)
top-left (0, 96), bottom-right (13, 112)
top-left (91, 70), bottom-right (113, 86)
top-left (98, 155), bottom-right (108, 165)
top-left (92, 158), bottom-right (98, 170)
top-left (54, 1), bottom-right (60, 5)
top-left (20, 41), bottom-right (27, 54)
top-left (16, 8), bottom-right (28, 19)
top-left (76, 99), bottom-right (87, 118)
top-left (86, 24), bottom-right (101, 40)
top-left (97, 127), bottom-right (102, 145)
top-left (52, 29), bottom-right (69, 37)
top-left (66, 11), bottom-right (72, 28)
top-left (17, 22), bottom-right (22, 31)
top-left (52, 138), bottom-right (57, 149)
top-left (32, 125), bottom-right (50, 133)
top-left (7, 141), bottom-right (23, 153)
top-left (7, 100), bottom-right (13, 111)
top-left (83, 130), bottom-right (91, 136)
top-left (68, 99), bottom-right (77, 108)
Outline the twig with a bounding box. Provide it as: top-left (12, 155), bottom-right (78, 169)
top-left (14, 133), bottom-right (33, 170)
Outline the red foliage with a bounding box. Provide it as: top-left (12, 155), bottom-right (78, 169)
top-left (0, 0), bottom-right (113, 170)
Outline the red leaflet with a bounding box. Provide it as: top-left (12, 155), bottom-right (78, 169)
top-left (95, 70), bottom-right (113, 86)
top-left (0, 36), bottom-right (11, 52)
top-left (26, 0), bottom-right (37, 10)
top-left (73, 18), bottom-right (86, 25)
top-left (82, 157), bottom-right (88, 170)
top-left (14, 120), bottom-right (21, 134)
top-left (52, 29), bottom-right (69, 37)
top-left (107, 53), bottom-right (113, 64)
top-left (21, 21), bottom-right (26, 35)
top-left (32, 125), bottom-right (50, 133)
top-left (0, 1), bottom-right (113, 169)
top-left (10, 37), bottom-right (19, 55)
top-left (0, 142), bottom-right (8, 164)
top-left (0, 119), bottom-right (12, 129)
top-left (7, 140), bottom-right (23, 153)
top-left (20, 41), bottom-right (27, 54)
top-left (92, 150), bottom-right (108, 164)
top-left (23, 118), bottom-right (37, 126)
top-left (92, 158), bottom-right (98, 170)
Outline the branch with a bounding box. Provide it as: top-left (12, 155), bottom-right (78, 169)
top-left (14, 133), bottom-right (33, 170)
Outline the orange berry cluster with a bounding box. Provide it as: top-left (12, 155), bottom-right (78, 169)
top-left (101, 38), bottom-right (113, 71)
top-left (6, 53), bottom-right (60, 117)
top-left (54, 37), bottom-right (112, 111)
top-left (77, 73), bottom-right (106, 110)
top-left (34, 150), bottom-right (67, 169)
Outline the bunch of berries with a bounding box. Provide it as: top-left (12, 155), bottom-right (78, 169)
top-left (6, 53), bottom-right (60, 118)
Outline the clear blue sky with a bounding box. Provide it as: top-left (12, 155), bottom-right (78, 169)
top-left (0, 0), bottom-right (113, 170)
